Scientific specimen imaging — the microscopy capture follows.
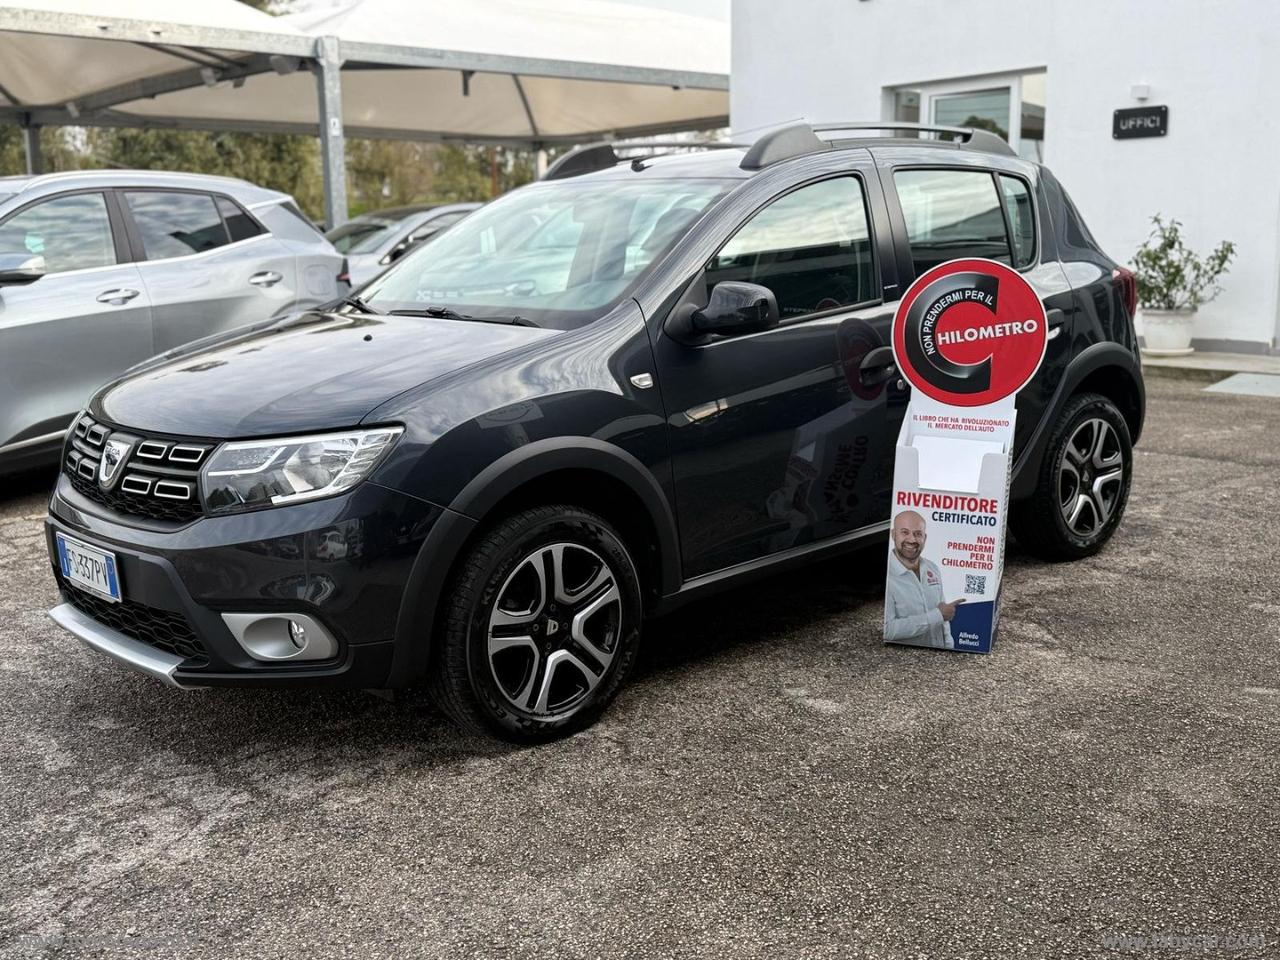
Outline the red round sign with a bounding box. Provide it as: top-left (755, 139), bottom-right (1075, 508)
top-left (891, 258), bottom-right (1047, 407)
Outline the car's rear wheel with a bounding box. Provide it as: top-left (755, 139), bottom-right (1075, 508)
top-left (1011, 392), bottom-right (1133, 561)
top-left (429, 505), bottom-right (643, 742)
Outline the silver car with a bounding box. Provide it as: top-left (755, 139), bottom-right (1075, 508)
top-left (0, 170), bottom-right (346, 475)
top-left (326, 203), bottom-right (479, 287)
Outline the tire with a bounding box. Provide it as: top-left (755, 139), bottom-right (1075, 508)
top-left (428, 505), bottom-right (643, 742)
top-left (1011, 393), bottom-right (1133, 561)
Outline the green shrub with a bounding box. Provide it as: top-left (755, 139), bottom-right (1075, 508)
top-left (1131, 215), bottom-right (1235, 311)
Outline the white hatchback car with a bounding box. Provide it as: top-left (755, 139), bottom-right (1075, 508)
top-left (0, 170), bottom-right (347, 475)
top-left (326, 202), bottom-right (479, 287)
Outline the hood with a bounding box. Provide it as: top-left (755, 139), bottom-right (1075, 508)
top-left (94, 310), bottom-right (559, 438)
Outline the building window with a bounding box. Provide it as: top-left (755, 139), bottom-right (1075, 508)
top-left (888, 70), bottom-right (1046, 160)
top-left (1019, 72), bottom-right (1046, 162)
top-left (932, 88), bottom-right (1011, 141)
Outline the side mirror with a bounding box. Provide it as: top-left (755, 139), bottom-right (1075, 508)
top-left (0, 253), bottom-right (46, 285)
top-left (667, 281), bottom-right (779, 344)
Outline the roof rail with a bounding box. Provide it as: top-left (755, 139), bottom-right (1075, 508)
top-left (542, 139), bottom-right (746, 181)
top-left (739, 120), bottom-right (1016, 171)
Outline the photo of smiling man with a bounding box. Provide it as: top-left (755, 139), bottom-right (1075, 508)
top-left (884, 510), bottom-right (965, 649)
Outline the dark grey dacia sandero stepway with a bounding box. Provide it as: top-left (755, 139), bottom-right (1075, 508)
top-left (46, 123), bottom-right (1144, 742)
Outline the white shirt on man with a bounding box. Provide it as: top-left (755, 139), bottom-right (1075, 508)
top-left (884, 550), bottom-right (954, 649)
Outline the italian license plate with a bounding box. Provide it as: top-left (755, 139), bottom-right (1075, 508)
top-left (55, 532), bottom-right (121, 603)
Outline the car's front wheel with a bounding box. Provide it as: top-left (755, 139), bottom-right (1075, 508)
top-left (429, 505), bottom-right (643, 741)
top-left (1011, 392), bottom-right (1133, 561)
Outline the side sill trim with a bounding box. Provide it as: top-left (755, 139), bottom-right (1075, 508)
top-left (48, 602), bottom-right (190, 688)
top-left (654, 520), bottom-right (891, 615)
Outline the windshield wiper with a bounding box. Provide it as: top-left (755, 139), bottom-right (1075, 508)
top-left (335, 294), bottom-right (383, 315)
top-left (388, 305), bottom-right (538, 327)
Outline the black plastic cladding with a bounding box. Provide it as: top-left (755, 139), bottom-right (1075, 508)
top-left (57, 577), bottom-right (207, 662)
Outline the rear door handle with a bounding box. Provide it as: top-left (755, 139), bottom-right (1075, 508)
top-left (1046, 307), bottom-right (1066, 341)
top-left (858, 345), bottom-right (897, 386)
top-left (249, 271), bottom-right (283, 287)
top-left (96, 288), bottom-right (139, 305)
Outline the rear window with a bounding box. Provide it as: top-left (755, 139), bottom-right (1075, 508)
top-left (126, 191), bottom-right (228, 259)
top-left (216, 195), bottom-right (264, 242)
top-left (327, 219), bottom-right (396, 254)
top-left (998, 175), bottom-right (1036, 268)
top-left (894, 169), bottom-right (1013, 274)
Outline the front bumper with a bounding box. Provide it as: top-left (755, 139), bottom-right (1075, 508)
top-left (46, 474), bottom-right (444, 689)
top-left (50, 602), bottom-right (188, 687)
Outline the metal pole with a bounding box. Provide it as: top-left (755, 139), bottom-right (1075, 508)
top-left (535, 148), bottom-right (548, 179)
top-left (22, 120), bottom-right (42, 175)
top-left (314, 35), bottom-right (348, 229)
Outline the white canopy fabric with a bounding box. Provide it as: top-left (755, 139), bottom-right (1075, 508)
top-left (0, 0), bottom-right (729, 143)
top-left (284, 0), bottom-right (729, 78)
top-left (0, 0), bottom-right (730, 222)
top-left (0, 1), bottom-right (311, 111)
top-left (113, 66), bottom-right (729, 143)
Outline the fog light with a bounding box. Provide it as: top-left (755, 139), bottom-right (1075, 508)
top-left (220, 612), bottom-right (337, 662)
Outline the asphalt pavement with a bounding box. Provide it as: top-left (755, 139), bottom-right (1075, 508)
top-left (1, 375), bottom-right (1277, 959)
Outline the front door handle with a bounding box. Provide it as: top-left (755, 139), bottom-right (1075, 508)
top-left (249, 271), bottom-right (283, 287)
top-left (858, 345), bottom-right (897, 386)
top-left (96, 288), bottom-right (139, 305)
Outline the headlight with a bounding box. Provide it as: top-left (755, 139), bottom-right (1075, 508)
top-left (201, 427), bottom-right (402, 515)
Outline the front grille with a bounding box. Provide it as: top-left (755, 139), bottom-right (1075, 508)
top-left (59, 577), bottom-right (208, 662)
top-left (65, 416), bottom-right (213, 523)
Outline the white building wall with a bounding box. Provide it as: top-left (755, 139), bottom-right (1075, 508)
top-left (731, 0), bottom-right (1280, 353)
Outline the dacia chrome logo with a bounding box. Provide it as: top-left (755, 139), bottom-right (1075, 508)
top-left (98, 436), bottom-right (134, 490)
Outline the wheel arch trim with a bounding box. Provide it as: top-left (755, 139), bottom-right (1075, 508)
top-left (1012, 342), bottom-right (1145, 501)
top-left (387, 437), bottom-right (681, 687)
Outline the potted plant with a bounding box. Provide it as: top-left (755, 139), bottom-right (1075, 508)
top-left (1131, 215), bottom-right (1236, 356)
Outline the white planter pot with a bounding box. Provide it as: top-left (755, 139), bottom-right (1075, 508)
top-left (1140, 307), bottom-right (1196, 356)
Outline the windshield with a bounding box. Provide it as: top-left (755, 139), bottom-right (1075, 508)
top-left (361, 178), bottom-right (734, 327)
top-left (327, 211), bottom-right (419, 254)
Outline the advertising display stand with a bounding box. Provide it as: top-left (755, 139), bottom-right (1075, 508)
top-left (883, 259), bottom-right (1047, 654)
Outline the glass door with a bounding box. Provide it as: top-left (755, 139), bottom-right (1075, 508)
top-left (931, 88), bottom-right (1013, 141)
top-left (890, 71), bottom-right (1046, 161)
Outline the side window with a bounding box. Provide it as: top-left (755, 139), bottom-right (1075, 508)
top-left (999, 175), bottom-right (1036, 268)
top-left (0, 193), bottom-right (117, 273)
top-left (215, 196), bottom-right (264, 242)
top-left (426, 211), bottom-right (468, 229)
top-left (894, 169), bottom-right (1011, 274)
top-left (125, 191), bottom-right (229, 260)
top-left (707, 177), bottom-right (878, 319)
